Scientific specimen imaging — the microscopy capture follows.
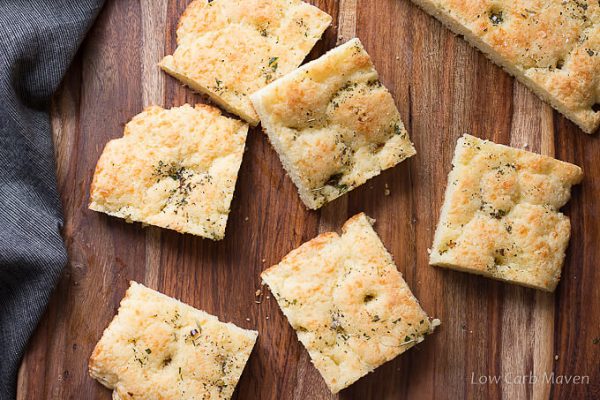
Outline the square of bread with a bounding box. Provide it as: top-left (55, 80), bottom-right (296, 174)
top-left (430, 134), bottom-right (583, 291)
top-left (261, 213), bottom-right (437, 393)
top-left (89, 282), bottom-right (258, 400)
top-left (251, 38), bottom-right (416, 209)
top-left (89, 104), bottom-right (248, 240)
top-left (159, 0), bottom-right (332, 125)
top-left (409, 0), bottom-right (600, 133)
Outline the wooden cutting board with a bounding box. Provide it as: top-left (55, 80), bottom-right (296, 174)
top-left (16, 1), bottom-right (600, 399)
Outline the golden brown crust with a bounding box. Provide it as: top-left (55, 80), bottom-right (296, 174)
top-left (410, 0), bottom-right (600, 133)
top-left (430, 134), bottom-right (583, 291)
top-left (160, 0), bottom-right (332, 125)
top-left (262, 213), bottom-right (437, 393)
top-left (89, 104), bottom-right (248, 240)
top-left (251, 39), bottom-right (416, 209)
top-left (88, 282), bottom-right (258, 400)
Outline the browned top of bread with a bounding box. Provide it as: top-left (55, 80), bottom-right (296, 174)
top-left (160, 0), bottom-right (332, 124)
top-left (262, 213), bottom-right (437, 393)
top-left (251, 39), bottom-right (415, 209)
top-left (430, 134), bottom-right (583, 291)
top-left (89, 282), bottom-right (258, 400)
top-left (89, 104), bottom-right (248, 240)
top-left (410, 0), bottom-right (600, 133)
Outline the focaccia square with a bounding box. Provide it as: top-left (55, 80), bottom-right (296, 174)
top-left (409, 0), bottom-right (600, 133)
top-left (262, 213), bottom-right (438, 393)
top-left (159, 0), bottom-right (332, 125)
top-left (430, 134), bottom-right (583, 291)
top-left (251, 38), bottom-right (416, 209)
top-left (89, 104), bottom-right (248, 240)
top-left (89, 282), bottom-right (258, 400)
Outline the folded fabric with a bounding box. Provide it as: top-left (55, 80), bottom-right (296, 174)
top-left (0, 1), bottom-right (104, 399)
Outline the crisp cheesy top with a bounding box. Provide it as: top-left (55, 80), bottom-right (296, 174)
top-left (89, 104), bottom-right (248, 240)
top-left (414, 0), bottom-right (600, 132)
top-left (251, 39), bottom-right (416, 209)
top-left (160, 0), bottom-right (332, 124)
top-left (89, 282), bottom-right (258, 400)
top-left (430, 134), bottom-right (583, 291)
top-left (262, 213), bottom-right (436, 393)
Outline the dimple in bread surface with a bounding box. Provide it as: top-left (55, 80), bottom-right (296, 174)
top-left (89, 104), bottom-right (248, 240)
top-left (159, 0), bottom-right (332, 125)
top-left (88, 282), bottom-right (258, 400)
top-left (430, 134), bottom-right (583, 291)
top-left (261, 213), bottom-right (437, 393)
top-left (410, 0), bottom-right (600, 133)
top-left (251, 38), bottom-right (416, 209)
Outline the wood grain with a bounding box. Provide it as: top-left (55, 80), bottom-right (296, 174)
top-left (17, 0), bottom-right (600, 399)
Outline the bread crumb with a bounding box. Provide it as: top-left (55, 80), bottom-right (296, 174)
top-left (255, 289), bottom-right (262, 297)
top-left (429, 318), bottom-right (442, 333)
top-left (384, 183), bottom-right (390, 196)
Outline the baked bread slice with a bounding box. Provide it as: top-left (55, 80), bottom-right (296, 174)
top-left (89, 104), bottom-right (248, 240)
top-left (159, 0), bottom-right (332, 125)
top-left (262, 213), bottom-right (438, 393)
top-left (89, 282), bottom-right (258, 400)
top-left (409, 0), bottom-right (600, 134)
top-left (251, 38), bottom-right (416, 209)
top-left (430, 134), bottom-right (583, 291)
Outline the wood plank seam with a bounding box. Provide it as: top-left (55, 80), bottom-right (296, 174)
top-left (140, 0), bottom-right (168, 290)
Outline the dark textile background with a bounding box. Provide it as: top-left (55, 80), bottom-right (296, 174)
top-left (0, 1), bottom-right (104, 399)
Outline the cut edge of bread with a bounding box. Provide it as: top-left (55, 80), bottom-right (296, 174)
top-left (410, 0), bottom-right (599, 134)
top-left (159, 56), bottom-right (260, 126)
top-left (432, 257), bottom-right (564, 292)
top-left (250, 87), bottom-right (322, 210)
top-left (429, 135), bottom-right (465, 263)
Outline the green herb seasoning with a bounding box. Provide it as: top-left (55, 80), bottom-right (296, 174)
top-left (489, 10), bottom-right (503, 25)
top-left (268, 57), bottom-right (279, 72)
